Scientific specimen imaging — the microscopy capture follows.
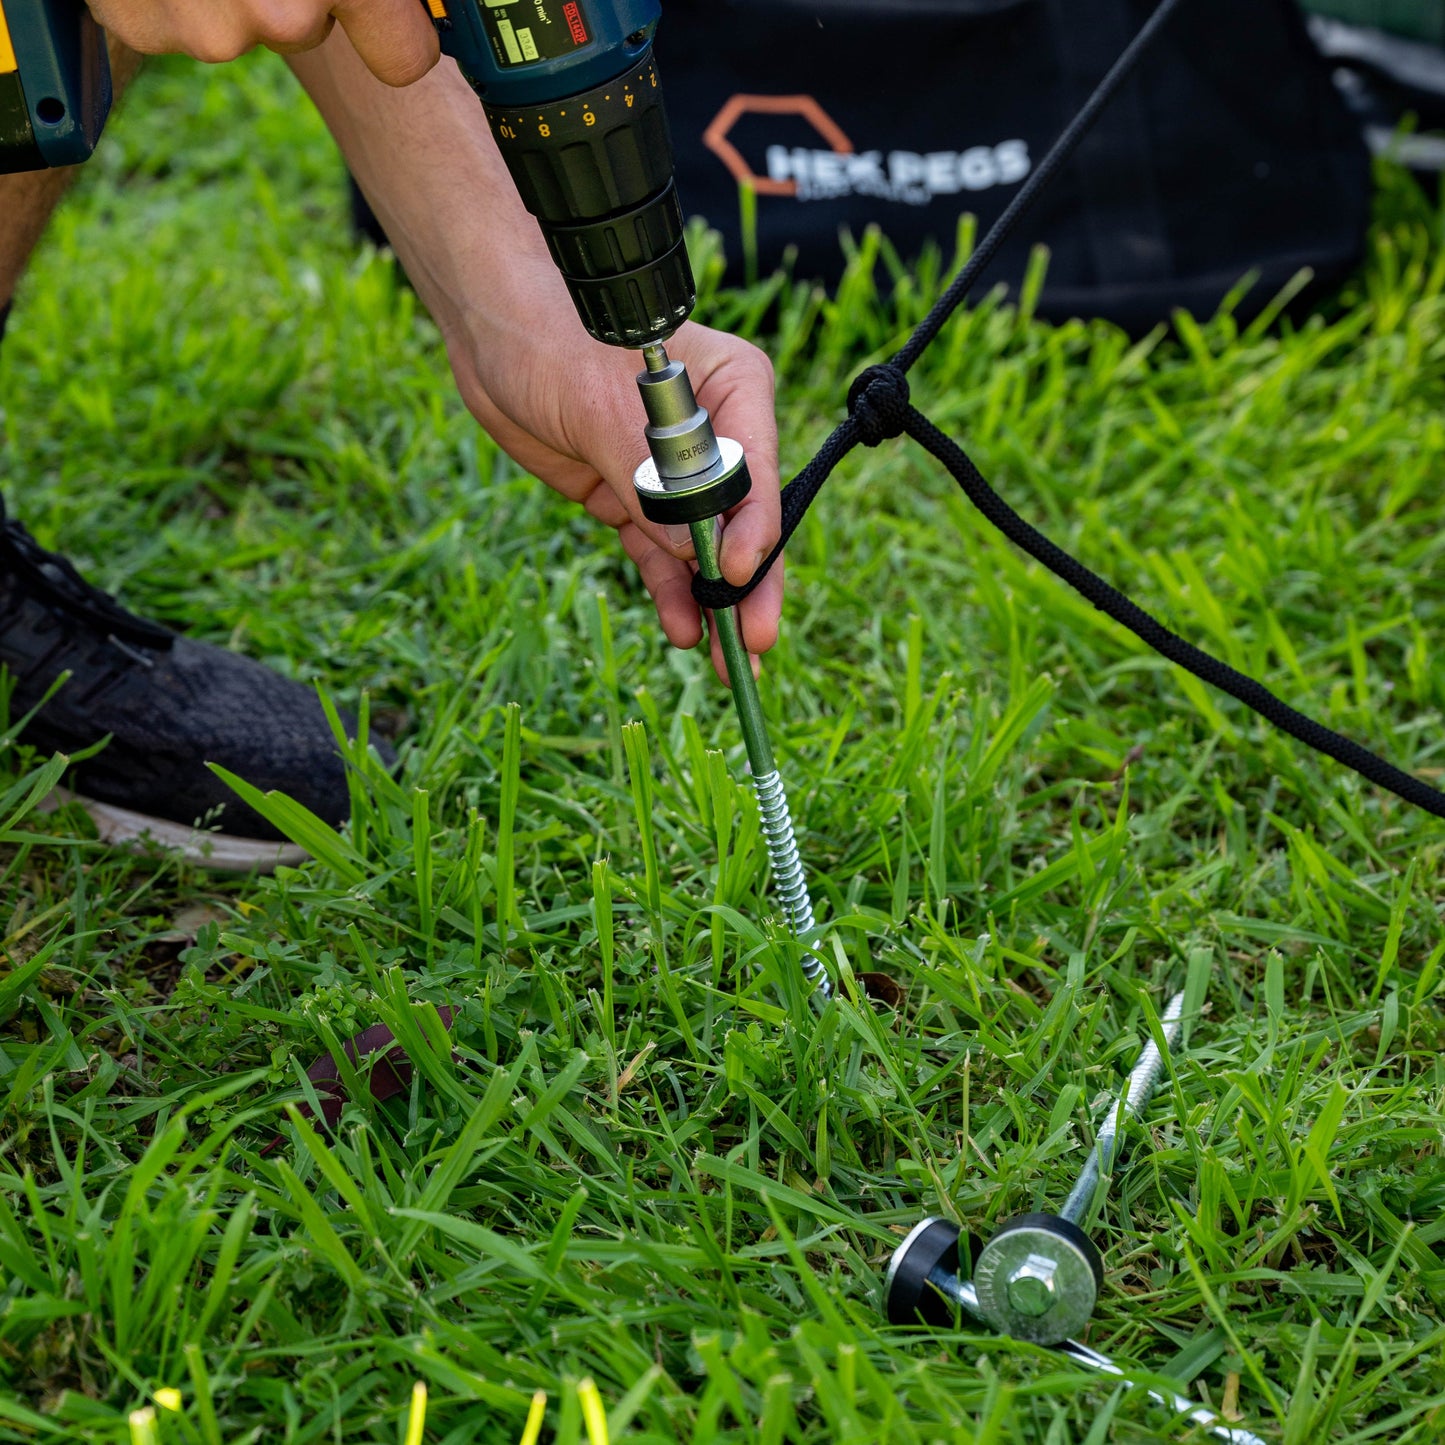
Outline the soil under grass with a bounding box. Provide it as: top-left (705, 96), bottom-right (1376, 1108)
top-left (1, 49), bottom-right (1444, 1445)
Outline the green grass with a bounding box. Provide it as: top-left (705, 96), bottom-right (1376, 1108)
top-left (2, 49), bottom-right (1445, 1444)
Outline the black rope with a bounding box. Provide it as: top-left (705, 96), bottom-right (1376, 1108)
top-left (689, 0), bottom-right (1445, 823)
top-left (900, 396), bottom-right (1445, 820)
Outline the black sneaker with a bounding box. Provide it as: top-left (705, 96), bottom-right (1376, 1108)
top-left (0, 498), bottom-right (395, 871)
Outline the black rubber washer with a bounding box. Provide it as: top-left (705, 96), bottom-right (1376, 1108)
top-left (885, 1218), bottom-right (962, 1327)
top-left (991, 1212), bottom-right (1105, 1291)
top-left (636, 458), bottom-right (752, 525)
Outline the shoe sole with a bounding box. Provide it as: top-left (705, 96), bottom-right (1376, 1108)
top-left (44, 787), bottom-right (309, 874)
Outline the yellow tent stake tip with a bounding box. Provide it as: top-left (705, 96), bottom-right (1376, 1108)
top-left (577, 1377), bottom-right (610, 1445)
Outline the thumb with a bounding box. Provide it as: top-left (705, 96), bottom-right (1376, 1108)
top-left (332, 0), bottom-right (440, 86)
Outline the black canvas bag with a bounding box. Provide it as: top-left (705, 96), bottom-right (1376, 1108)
top-left (655, 0), bottom-right (1373, 330)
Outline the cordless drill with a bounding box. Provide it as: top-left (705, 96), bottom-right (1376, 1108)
top-left (429, 0), bottom-right (693, 349)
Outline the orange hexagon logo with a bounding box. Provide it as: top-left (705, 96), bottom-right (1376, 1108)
top-left (702, 94), bottom-right (854, 198)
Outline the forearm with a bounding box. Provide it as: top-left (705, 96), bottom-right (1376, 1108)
top-left (287, 27), bottom-right (561, 360)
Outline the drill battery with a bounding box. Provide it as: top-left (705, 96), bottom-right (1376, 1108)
top-left (0, 0), bottom-right (110, 174)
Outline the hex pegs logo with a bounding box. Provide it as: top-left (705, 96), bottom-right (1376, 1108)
top-left (704, 95), bottom-right (854, 198)
top-left (703, 94), bottom-right (1031, 206)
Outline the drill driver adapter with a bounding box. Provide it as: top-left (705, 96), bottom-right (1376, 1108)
top-left (633, 343), bottom-right (752, 526)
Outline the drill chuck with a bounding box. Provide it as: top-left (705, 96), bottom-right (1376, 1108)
top-left (484, 49), bottom-right (695, 348)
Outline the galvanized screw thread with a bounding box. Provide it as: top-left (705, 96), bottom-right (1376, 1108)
top-left (687, 517), bottom-right (829, 998)
top-left (751, 768), bottom-right (828, 990)
top-left (1060, 990), bottom-right (1186, 1225)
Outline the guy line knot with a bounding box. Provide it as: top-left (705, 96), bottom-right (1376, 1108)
top-left (846, 364), bottom-right (911, 447)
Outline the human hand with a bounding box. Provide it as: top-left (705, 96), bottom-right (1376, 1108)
top-left (86, 0), bottom-right (438, 85)
top-left (450, 305), bottom-right (784, 686)
top-left (285, 27), bottom-right (784, 683)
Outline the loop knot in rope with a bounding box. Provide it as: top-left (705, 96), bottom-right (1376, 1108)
top-left (846, 365), bottom-right (912, 447)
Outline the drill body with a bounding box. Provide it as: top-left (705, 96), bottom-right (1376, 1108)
top-left (429, 0), bottom-right (694, 348)
top-left (0, 0), bottom-right (110, 172)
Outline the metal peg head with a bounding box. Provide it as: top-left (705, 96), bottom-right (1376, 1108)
top-left (1005, 1253), bottom-right (1059, 1316)
top-left (633, 435), bottom-right (751, 525)
top-left (973, 1213), bottom-right (1104, 1344)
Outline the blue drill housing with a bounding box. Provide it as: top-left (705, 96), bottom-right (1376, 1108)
top-left (436, 0), bottom-right (660, 106)
top-left (0, 0), bottom-right (110, 172)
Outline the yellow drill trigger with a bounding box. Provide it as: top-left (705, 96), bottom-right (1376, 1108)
top-left (426, 0), bottom-right (449, 18)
